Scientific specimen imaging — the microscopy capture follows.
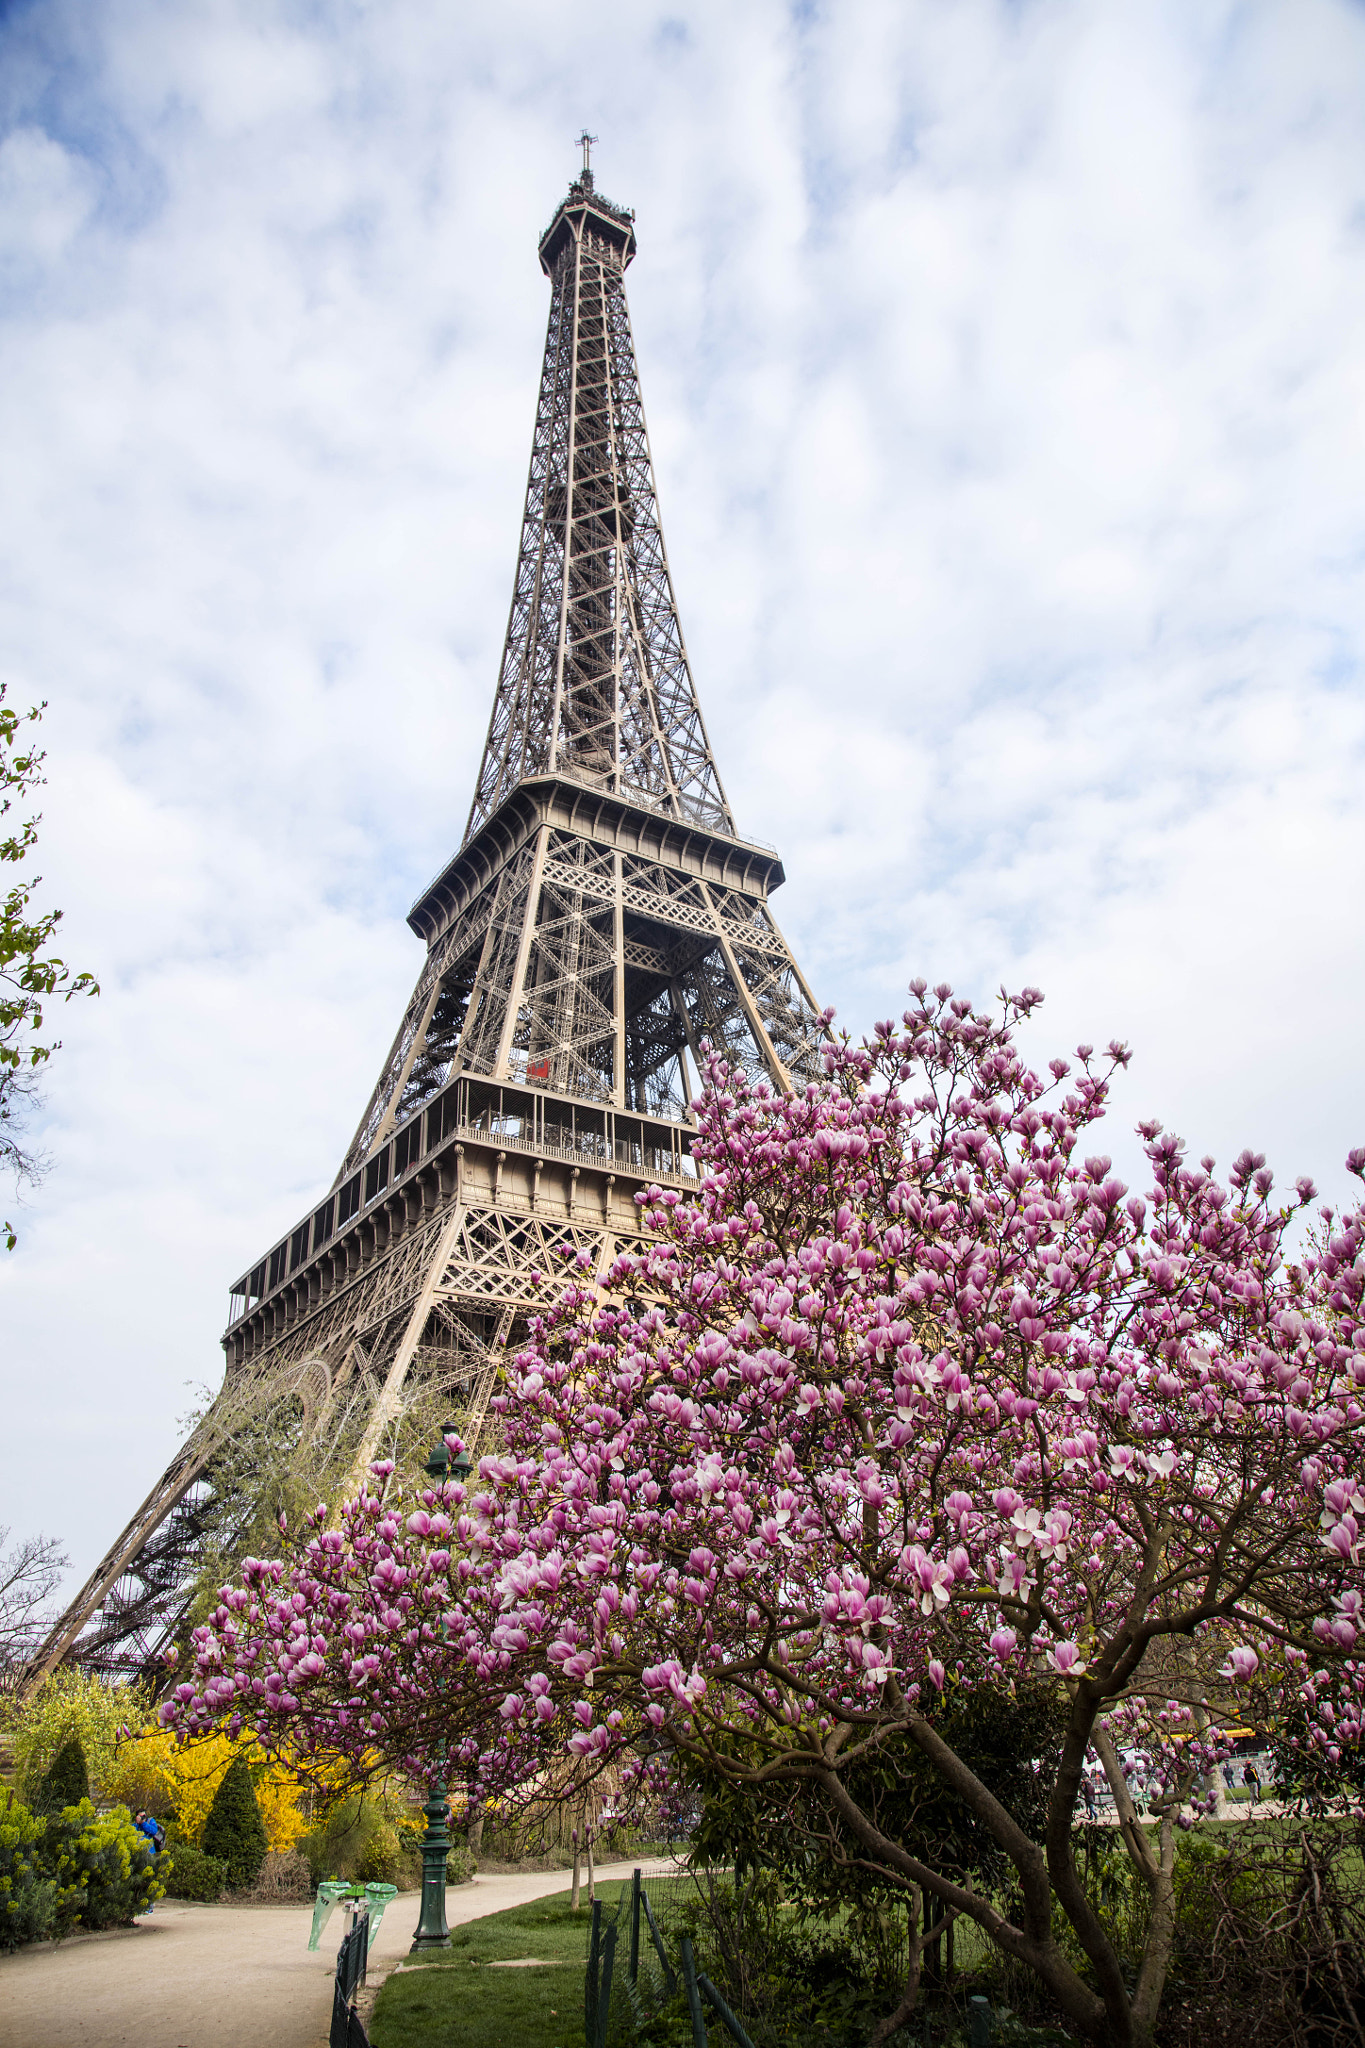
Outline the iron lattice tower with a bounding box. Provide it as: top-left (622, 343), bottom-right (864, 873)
top-left (31, 163), bottom-right (825, 1688)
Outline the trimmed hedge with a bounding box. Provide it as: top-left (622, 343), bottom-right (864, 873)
top-left (201, 1756), bottom-right (267, 1890)
top-left (37, 1738), bottom-right (90, 1814)
top-left (160, 1839), bottom-right (227, 1901)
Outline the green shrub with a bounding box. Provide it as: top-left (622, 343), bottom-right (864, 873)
top-left (201, 1756), bottom-right (267, 1890)
top-left (42, 1801), bottom-right (161, 1932)
top-left (37, 1738), bottom-right (89, 1814)
top-left (355, 1821), bottom-right (401, 1886)
top-left (160, 1839), bottom-right (227, 1901)
top-left (0, 1795), bottom-right (57, 1951)
top-left (1, 1869), bottom-right (57, 1949)
top-left (302, 1792), bottom-right (393, 1884)
top-left (303, 1795), bottom-right (472, 1891)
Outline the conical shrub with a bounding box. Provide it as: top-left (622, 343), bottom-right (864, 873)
top-left (38, 1738), bottom-right (89, 1813)
top-left (201, 1756), bottom-right (268, 1890)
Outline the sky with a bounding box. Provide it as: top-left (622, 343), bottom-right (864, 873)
top-left (3, 0), bottom-right (1365, 1598)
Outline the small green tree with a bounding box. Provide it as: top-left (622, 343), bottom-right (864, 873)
top-left (37, 1737), bottom-right (89, 1814)
top-left (201, 1755), bottom-right (267, 1890)
top-left (0, 686), bottom-right (98, 1248)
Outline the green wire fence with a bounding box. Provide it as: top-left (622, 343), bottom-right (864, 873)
top-left (584, 1866), bottom-right (756, 2048)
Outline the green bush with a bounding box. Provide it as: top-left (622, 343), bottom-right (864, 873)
top-left (355, 1821), bottom-right (401, 1886)
top-left (0, 1793), bottom-right (161, 1945)
top-left (42, 1800), bottom-right (161, 1932)
top-left (0, 1795), bottom-right (57, 1951)
top-left (37, 1737), bottom-right (89, 1814)
top-left (303, 1792), bottom-right (394, 1884)
top-left (160, 1839), bottom-right (227, 1901)
top-left (303, 1794), bottom-right (472, 1891)
top-left (201, 1755), bottom-right (267, 1890)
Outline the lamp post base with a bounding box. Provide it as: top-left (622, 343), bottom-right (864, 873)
top-left (410, 1779), bottom-right (452, 1952)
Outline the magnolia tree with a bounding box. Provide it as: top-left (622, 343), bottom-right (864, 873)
top-left (164, 984), bottom-right (1365, 2048)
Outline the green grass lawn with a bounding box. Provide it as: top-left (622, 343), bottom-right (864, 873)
top-left (369, 1884), bottom-right (632, 2048)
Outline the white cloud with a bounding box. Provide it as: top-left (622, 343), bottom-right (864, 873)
top-left (2, 0), bottom-right (1364, 1594)
top-left (0, 124), bottom-right (96, 266)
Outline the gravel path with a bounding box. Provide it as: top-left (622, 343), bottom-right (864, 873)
top-left (0, 1860), bottom-right (654, 2048)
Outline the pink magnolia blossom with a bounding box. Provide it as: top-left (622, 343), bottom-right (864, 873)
top-left (163, 982), bottom-right (1365, 2048)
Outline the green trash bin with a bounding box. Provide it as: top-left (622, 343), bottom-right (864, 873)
top-left (363, 1883), bottom-right (398, 1942)
top-left (308, 1878), bottom-right (365, 1951)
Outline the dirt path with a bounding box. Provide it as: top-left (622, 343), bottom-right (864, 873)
top-left (0, 1860), bottom-right (650, 2048)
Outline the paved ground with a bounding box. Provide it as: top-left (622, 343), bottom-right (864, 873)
top-left (0, 1860), bottom-right (653, 2048)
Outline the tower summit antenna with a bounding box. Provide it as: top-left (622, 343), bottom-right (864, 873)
top-left (577, 129), bottom-right (598, 185)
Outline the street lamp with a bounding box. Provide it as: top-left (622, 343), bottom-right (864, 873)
top-left (422, 1423), bottom-right (472, 1488)
top-left (409, 1422), bottom-right (469, 1953)
top-left (409, 1775), bottom-right (453, 1954)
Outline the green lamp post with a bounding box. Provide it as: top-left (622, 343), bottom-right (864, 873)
top-left (409, 1775), bottom-right (453, 1953)
top-left (409, 1423), bottom-right (472, 1954)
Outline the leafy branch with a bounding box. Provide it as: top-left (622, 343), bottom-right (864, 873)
top-left (0, 686), bottom-right (99, 1246)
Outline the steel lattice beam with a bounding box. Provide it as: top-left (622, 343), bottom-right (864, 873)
top-left (28, 164), bottom-right (827, 1695)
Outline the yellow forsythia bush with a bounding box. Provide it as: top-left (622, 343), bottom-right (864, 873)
top-left (107, 1730), bottom-right (308, 1853)
top-left (3, 1672), bottom-right (310, 1859)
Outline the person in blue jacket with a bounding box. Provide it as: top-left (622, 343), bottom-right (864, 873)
top-left (134, 1810), bottom-right (164, 1910)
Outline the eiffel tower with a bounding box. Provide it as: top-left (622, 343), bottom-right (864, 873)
top-left (29, 148), bottom-right (824, 1690)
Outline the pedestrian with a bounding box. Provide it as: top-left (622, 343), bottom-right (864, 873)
top-left (133, 1809), bottom-right (164, 1911)
top-left (134, 1808), bottom-right (164, 1852)
top-left (1245, 1761), bottom-right (1261, 1808)
top-left (1082, 1777), bottom-right (1097, 1823)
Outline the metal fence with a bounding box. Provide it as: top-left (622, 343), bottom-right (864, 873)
top-left (584, 1868), bottom-right (756, 2048)
top-left (583, 1866), bottom-right (1004, 2048)
top-left (330, 1910), bottom-right (371, 2048)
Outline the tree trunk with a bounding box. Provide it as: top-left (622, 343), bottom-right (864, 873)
top-left (922, 1890), bottom-right (942, 1985)
top-left (586, 1825), bottom-right (595, 1904)
top-left (870, 1886), bottom-right (925, 2048)
top-left (571, 1828), bottom-right (581, 1912)
top-left (1208, 1762), bottom-right (1231, 1819)
top-left (816, 1760), bottom-right (1110, 2042)
top-left (870, 1891), bottom-right (959, 2048)
top-left (1130, 1812), bottom-right (1178, 2048)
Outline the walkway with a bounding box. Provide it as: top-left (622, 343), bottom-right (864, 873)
top-left (0, 1860), bottom-right (651, 2048)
